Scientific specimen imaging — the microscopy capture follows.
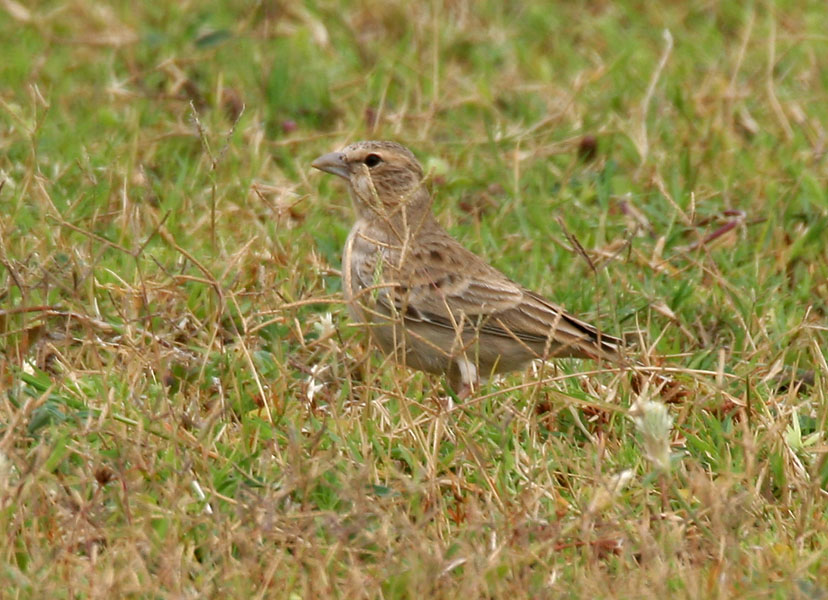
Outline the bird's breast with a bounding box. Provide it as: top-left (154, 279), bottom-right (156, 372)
top-left (342, 224), bottom-right (362, 304)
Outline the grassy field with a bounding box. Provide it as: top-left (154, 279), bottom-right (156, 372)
top-left (1, 1), bottom-right (827, 597)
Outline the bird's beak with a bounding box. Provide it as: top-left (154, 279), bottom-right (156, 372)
top-left (311, 151), bottom-right (349, 180)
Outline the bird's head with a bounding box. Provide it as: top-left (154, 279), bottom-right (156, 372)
top-left (312, 141), bottom-right (430, 221)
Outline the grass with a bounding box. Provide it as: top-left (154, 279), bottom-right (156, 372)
top-left (1, 0), bottom-right (827, 597)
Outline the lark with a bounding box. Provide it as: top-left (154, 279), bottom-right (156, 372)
top-left (312, 141), bottom-right (623, 398)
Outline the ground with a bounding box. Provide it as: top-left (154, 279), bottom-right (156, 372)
top-left (1, 1), bottom-right (827, 597)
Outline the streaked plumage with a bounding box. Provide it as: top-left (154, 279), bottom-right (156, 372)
top-left (312, 141), bottom-right (623, 396)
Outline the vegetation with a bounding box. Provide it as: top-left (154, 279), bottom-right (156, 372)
top-left (1, 1), bottom-right (826, 596)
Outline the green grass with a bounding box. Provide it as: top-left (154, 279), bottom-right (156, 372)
top-left (2, 1), bottom-right (827, 597)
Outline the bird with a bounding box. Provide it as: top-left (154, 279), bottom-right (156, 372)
top-left (311, 140), bottom-right (624, 399)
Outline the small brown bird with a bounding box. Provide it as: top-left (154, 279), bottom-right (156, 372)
top-left (312, 141), bottom-right (623, 398)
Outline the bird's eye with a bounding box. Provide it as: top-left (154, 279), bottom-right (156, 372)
top-left (364, 153), bottom-right (382, 168)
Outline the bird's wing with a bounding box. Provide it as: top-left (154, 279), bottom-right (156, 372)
top-left (351, 229), bottom-right (621, 357)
